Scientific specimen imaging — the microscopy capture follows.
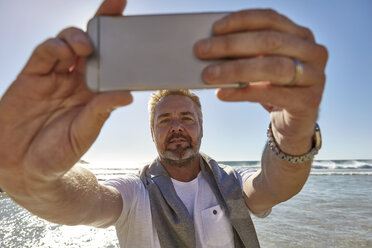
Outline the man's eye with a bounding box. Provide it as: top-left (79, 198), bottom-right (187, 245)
top-left (182, 117), bottom-right (193, 122)
top-left (159, 119), bottom-right (169, 124)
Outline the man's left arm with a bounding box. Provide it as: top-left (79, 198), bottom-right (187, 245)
top-left (194, 9), bottom-right (328, 214)
top-left (242, 138), bottom-right (314, 214)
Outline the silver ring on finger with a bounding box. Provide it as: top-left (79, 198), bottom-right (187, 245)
top-left (288, 58), bottom-right (303, 86)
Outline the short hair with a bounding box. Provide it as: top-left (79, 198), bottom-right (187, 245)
top-left (148, 90), bottom-right (203, 128)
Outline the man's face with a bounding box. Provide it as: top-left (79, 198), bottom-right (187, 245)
top-left (151, 95), bottom-right (203, 167)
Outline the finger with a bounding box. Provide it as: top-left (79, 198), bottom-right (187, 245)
top-left (22, 28), bottom-right (93, 75)
top-left (202, 56), bottom-right (324, 87)
top-left (55, 27), bottom-right (93, 72)
top-left (71, 91), bottom-right (133, 152)
top-left (194, 31), bottom-right (327, 66)
top-left (260, 103), bottom-right (275, 113)
top-left (213, 9), bottom-right (315, 42)
top-left (22, 38), bottom-right (74, 75)
top-left (95, 0), bottom-right (127, 16)
top-left (216, 83), bottom-right (323, 113)
top-left (57, 28), bottom-right (93, 56)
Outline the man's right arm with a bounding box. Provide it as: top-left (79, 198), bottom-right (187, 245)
top-left (0, 0), bottom-right (130, 227)
top-left (8, 165), bottom-right (123, 228)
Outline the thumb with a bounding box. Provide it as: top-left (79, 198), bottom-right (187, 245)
top-left (95, 0), bottom-right (127, 17)
top-left (71, 91), bottom-right (133, 153)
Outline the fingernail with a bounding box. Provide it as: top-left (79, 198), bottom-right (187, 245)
top-left (55, 39), bottom-right (66, 46)
top-left (217, 88), bottom-right (234, 99)
top-left (205, 65), bottom-right (220, 80)
top-left (72, 33), bottom-right (90, 44)
top-left (214, 19), bottom-right (227, 30)
top-left (196, 39), bottom-right (211, 55)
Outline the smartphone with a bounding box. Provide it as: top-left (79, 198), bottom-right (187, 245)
top-left (85, 13), bottom-right (244, 92)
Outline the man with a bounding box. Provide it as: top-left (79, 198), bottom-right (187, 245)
top-left (0, 0), bottom-right (327, 247)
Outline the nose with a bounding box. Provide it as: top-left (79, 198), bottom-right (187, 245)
top-left (170, 119), bottom-right (184, 133)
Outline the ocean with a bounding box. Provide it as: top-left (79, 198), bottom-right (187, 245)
top-left (1, 160), bottom-right (371, 247)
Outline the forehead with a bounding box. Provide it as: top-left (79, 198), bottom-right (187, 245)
top-left (154, 95), bottom-right (197, 116)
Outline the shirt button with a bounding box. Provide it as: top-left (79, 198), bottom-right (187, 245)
top-left (213, 209), bottom-right (217, 215)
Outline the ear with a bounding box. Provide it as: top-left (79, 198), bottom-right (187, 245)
top-left (200, 120), bottom-right (203, 138)
top-left (151, 127), bottom-right (155, 142)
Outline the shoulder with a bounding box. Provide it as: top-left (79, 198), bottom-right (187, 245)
top-left (103, 174), bottom-right (142, 187)
top-left (102, 175), bottom-right (153, 229)
top-left (232, 167), bottom-right (271, 218)
top-left (217, 163), bottom-right (257, 186)
top-left (103, 174), bottom-right (145, 198)
top-left (103, 174), bottom-right (149, 222)
top-left (234, 167), bottom-right (257, 183)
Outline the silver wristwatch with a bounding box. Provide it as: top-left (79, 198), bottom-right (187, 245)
top-left (267, 123), bottom-right (322, 164)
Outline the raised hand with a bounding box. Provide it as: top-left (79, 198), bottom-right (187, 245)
top-left (0, 0), bottom-right (131, 196)
top-left (194, 9), bottom-right (328, 154)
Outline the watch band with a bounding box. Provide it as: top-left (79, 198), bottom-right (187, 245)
top-left (267, 123), bottom-right (322, 164)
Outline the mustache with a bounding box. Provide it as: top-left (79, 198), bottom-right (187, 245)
top-left (166, 133), bottom-right (192, 144)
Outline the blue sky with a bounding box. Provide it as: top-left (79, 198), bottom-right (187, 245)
top-left (0, 0), bottom-right (371, 164)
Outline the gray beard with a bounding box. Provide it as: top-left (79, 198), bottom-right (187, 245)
top-left (160, 152), bottom-right (199, 168)
top-left (158, 132), bottom-right (202, 168)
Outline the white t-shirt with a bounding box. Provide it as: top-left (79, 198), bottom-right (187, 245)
top-left (104, 168), bottom-right (270, 248)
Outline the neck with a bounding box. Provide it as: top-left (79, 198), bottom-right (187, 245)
top-left (160, 154), bottom-right (201, 182)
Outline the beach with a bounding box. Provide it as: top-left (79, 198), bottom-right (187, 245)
top-left (1, 160), bottom-right (371, 247)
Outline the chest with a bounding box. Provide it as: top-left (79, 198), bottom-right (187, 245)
top-left (171, 175), bottom-right (235, 247)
